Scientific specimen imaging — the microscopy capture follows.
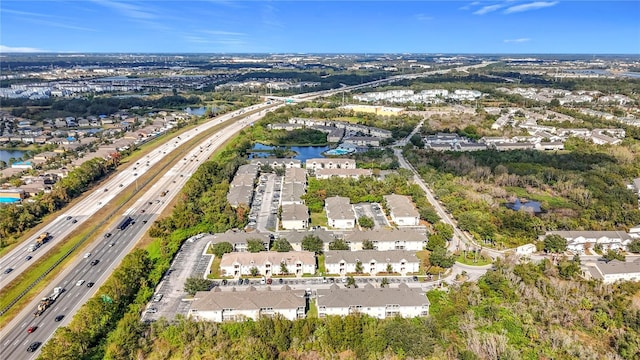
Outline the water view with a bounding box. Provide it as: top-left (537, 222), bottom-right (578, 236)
top-left (0, 149), bottom-right (26, 164)
top-left (505, 199), bottom-right (543, 214)
top-left (249, 143), bottom-right (331, 162)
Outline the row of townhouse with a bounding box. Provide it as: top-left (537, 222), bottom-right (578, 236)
top-left (216, 249), bottom-right (420, 279)
top-left (227, 164), bottom-right (259, 208)
top-left (288, 117), bottom-right (393, 139)
top-left (325, 194), bottom-right (420, 229)
top-left (544, 230), bottom-right (634, 254)
top-left (582, 259), bottom-right (640, 284)
top-left (209, 227), bottom-right (429, 255)
top-left (188, 284), bottom-right (430, 322)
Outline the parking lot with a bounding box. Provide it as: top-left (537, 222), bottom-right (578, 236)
top-left (141, 233), bottom-right (210, 322)
top-left (353, 203), bottom-right (389, 229)
top-left (251, 173), bottom-right (281, 232)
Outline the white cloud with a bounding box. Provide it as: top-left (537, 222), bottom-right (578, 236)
top-left (91, 0), bottom-right (156, 20)
top-left (0, 45), bottom-right (47, 53)
top-left (415, 13), bottom-right (433, 21)
top-left (202, 30), bottom-right (246, 36)
top-left (504, 1), bottom-right (558, 14)
top-left (473, 4), bottom-right (504, 15)
top-left (459, 1), bottom-right (480, 10)
top-left (504, 38), bottom-right (531, 43)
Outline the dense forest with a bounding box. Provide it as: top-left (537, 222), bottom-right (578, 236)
top-left (47, 258), bottom-right (640, 360)
top-left (7, 94), bottom-right (201, 120)
top-left (405, 138), bottom-right (640, 248)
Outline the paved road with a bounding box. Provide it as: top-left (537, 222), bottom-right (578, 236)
top-left (0, 105), bottom-right (278, 360)
top-left (0, 103), bottom-right (274, 289)
top-left (1, 61), bottom-right (498, 358)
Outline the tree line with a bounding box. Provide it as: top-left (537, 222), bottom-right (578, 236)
top-left (0, 157), bottom-right (118, 249)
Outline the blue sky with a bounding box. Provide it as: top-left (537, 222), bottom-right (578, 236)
top-left (1, 1), bottom-right (638, 54)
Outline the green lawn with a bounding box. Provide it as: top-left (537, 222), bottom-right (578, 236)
top-left (207, 257), bottom-right (222, 279)
top-left (307, 299), bottom-right (318, 318)
top-left (310, 212), bottom-right (328, 227)
top-left (455, 252), bottom-right (493, 266)
top-left (317, 254), bottom-right (326, 275)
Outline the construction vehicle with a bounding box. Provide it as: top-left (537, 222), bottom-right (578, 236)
top-left (28, 232), bottom-right (50, 252)
top-left (36, 232), bottom-right (50, 245)
top-left (33, 287), bottom-right (64, 317)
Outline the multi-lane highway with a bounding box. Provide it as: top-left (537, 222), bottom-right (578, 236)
top-left (0, 61), bottom-right (495, 358)
top-left (0, 103), bottom-right (273, 290)
top-left (0, 105), bottom-right (276, 359)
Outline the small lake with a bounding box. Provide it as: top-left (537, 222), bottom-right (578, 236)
top-left (249, 143), bottom-right (330, 162)
top-left (505, 199), bottom-right (543, 214)
top-left (0, 149), bottom-right (26, 163)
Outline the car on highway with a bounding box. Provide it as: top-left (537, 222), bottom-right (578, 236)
top-left (4, 268), bottom-right (13, 274)
top-left (72, 219), bottom-right (78, 223)
top-left (76, 280), bottom-right (85, 286)
top-left (87, 282), bottom-right (95, 288)
top-left (66, 216), bottom-right (72, 220)
top-left (25, 255), bottom-right (32, 261)
top-left (104, 188), bottom-right (108, 192)
top-left (108, 242), bottom-right (115, 247)
top-left (54, 315), bottom-right (64, 322)
top-left (27, 341), bottom-right (41, 352)
top-left (27, 326), bottom-right (37, 333)
top-left (90, 259), bottom-right (100, 266)
top-left (119, 184), bottom-right (124, 187)
top-left (104, 233), bottom-right (111, 238)
top-left (83, 252), bottom-right (91, 258)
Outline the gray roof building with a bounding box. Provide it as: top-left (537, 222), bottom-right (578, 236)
top-left (325, 196), bottom-right (355, 221)
top-left (207, 230), bottom-right (271, 251)
top-left (227, 185), bottom-right (254, 207)
top-left (316, 284), bottom-right (429, 319)
top-left (284, 167), bottom-right (307, 184)
top-left (383, 194), bottom-right (419, 223)
top-left (345, 228), bottom-right (428, 243)
top-left (324, 250), bottom-right (419, 265)
top-left (281, 182), bottom-right (307, 204)
top-left (281, 204), bottom-right (309, 222)
top-left (189, 286), bottom-right (307, 322)
top-left (277, 228), bottom-right (336, 246)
